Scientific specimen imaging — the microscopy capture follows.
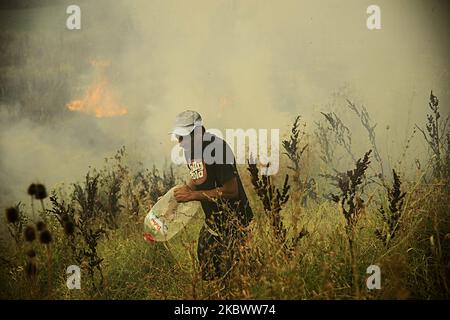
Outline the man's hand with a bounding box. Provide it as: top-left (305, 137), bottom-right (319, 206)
top-left (174, 185), bottom-right (196, 202)
top-left (174, 177), bottom-right (239, 203)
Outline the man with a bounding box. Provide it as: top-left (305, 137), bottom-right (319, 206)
top-left (170, 110), bottom-right (253, 281)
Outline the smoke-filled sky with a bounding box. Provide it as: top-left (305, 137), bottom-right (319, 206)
top-left (0, 0), bottom-right (449, 206)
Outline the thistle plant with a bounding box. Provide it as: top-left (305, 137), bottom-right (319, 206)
top-left (27, 183), bottom-right (48, 221)
top-left (5, 204), bottom-right (26, 245)
top-left (4, 185), bottom-right (55, 298)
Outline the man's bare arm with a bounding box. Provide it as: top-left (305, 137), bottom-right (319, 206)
top-left (192, 177), bottom-right (239, 201)
top-left (174, 177), bottom-right (239, 202)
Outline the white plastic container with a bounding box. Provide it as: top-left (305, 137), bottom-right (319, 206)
top-left (144, 186), bottom-right (202, 242)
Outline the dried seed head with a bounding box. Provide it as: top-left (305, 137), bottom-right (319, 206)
top-left (5, 207), bottom-right (19, 223)
top-left (24, 226), bottom-right (36, 242)
top-left (34, 184), bottom-right (47, 200)
top-left (27, 184), bottom-right (37, 196)
top-left (36, 221), bottom-right (46, 231)
top-left (39, 230), bottom-right (52, 244)
top-left (26, 261), bottom-right (37, 277)
top-left (63, 221), bottom-right (75, 236)
top-left (26, 249), bottom-right (36, 258)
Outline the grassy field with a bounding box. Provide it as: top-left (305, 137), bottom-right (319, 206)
top-left (0, 7), bottom-right (449, 299)
top-left (1, 95), bottom-right (449, 300)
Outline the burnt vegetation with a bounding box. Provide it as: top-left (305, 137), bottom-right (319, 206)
top-left (416, 91), bottom-right (450, 184)
top-left (247, 160), bottom-right (291, 246)
top-left (375, 170), bottom-right (406, 246)
top-left (282, 115), bottom-right (317, 205)
top-left (328, 150), bottom-right (371, 297)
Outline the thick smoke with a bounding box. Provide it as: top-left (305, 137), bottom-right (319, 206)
top-left (0, 0), bottom-right (449, 208)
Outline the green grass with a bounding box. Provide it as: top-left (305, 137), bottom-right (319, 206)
top-left (0, 164), bottom-right (449, 299)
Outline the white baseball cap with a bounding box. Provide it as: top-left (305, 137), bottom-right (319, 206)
top-left (169, 110), bottom-right (202, 137)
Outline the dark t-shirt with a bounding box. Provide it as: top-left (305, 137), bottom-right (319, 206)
top-left (184, 132), bottom-right (253, 232)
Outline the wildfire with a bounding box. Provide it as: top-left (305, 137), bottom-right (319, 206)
top-left (66, 80), bottom-right (128, 118)
top-left (66, 60), bottom-right (128, 118)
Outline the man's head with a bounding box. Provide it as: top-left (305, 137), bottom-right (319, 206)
top-left (170, 110), bottom-right (204, 150)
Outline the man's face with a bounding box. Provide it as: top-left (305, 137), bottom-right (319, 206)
top-left (176, 133), bottom-right (192, 150)
top-left (176, 127), bottom-right (203, 156)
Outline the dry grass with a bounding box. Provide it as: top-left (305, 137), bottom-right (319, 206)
top-left (1, 75), bottom-right (449, 301)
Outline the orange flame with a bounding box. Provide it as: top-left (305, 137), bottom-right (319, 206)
top-left (66, 79), bottom-right (128, 118)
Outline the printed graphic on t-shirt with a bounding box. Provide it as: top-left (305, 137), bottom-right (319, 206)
top-left (188, 160), bottom-right (207, 185)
